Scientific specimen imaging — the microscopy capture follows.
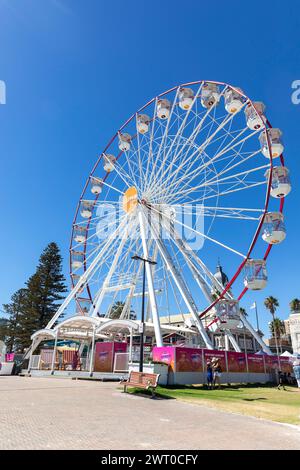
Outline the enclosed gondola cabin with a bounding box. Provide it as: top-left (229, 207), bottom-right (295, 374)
top-left (208, 300), bottom-right (240, 333)
top-left (265, 166), bottom-right (291, 198)
top-left (261, 212), bottom-right (286, 244)
top-left (224, 87), bottom-right (244, 114)
top-left (245, 101), bottom-right (266, 130)
top-left (137, 114), bottom-right (150, 134)
top-left (201, 82), bottom-right (220, 108)
top-left (178, 87), bottom-right (194, 110)
top-left (259, 128), bottom-right (284, 159)
top-left (80, 201), bottom-right (93, 219)
top-left (73, 225), bottom-right (87, 243)
top-left (103, 154), bottom-right (116, 172)
top-left (157, 99), bottom-right (171, 119)
top-left (71, 251), bottom-right (85, 270)
top-left (90, 177), bottom-right (103, 195)
top-left (243, 259), bottom-right (267, 290)
top-left (118, 133), bottom-right (131, 152)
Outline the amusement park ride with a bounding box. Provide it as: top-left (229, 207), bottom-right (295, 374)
top-left (26, 80), bottom-right (291, 364)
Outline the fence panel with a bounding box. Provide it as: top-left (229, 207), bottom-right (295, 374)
top-left (30, 355), bottom-right (41, 370)
top-left (113, 353), bottom-right (129, 372)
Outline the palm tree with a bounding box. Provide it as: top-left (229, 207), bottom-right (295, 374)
top-left (269, 317), bottom-right (285, 335)
top-left (264, 296), bottom-right (280, 356)
top-left (290, 298), bottom-right (300, 313)
top-left (269, 317), bottom-right (285, 354)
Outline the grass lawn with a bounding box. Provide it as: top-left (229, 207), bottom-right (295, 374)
top-left (130, 384), bottom-right (300, 425)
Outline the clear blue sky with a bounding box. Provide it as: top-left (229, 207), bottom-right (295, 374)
top-left (0, 0), bottom-right (299, 336)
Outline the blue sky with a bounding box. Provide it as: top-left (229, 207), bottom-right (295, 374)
top-left (0, 0), bottom-right (299, 336)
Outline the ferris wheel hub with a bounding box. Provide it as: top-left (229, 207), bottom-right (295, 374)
top-left (122, 186), bottom-right (138, 213)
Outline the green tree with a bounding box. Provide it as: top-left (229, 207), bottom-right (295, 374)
top-left (269, 317), bottom-right (285, 337)
top-left (0, 317), bottom-right (9, 343)
top-left (264, 296), bottom-right (280, 356)
top-left (14, 243), bottom-right (67, 350)
top-left (264, 296), bottom-right (279, 317)
top-left (290, 298), bottom-right (300, 312)
top-left (2, 288), bottom-right (28, 352)
top-left (109, 301), bottom-right (125, 319)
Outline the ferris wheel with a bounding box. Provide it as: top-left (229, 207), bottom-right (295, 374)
top-left (52, 81), bottom-right (291, 351)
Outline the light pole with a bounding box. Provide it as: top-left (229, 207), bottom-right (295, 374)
top-left (131, 255), bottom-right (157, 372)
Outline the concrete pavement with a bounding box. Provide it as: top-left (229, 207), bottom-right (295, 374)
top-left (0, 376), bottom-right (299, 450)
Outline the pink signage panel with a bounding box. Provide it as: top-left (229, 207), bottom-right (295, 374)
top-left (152, 346), bottom-right (176, 371)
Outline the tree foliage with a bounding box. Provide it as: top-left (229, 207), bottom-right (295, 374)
top-left (264, 296), bottom-right (279, 316)
top-left (109, 301), bottom-right (125, 319)
top-left (290, 298), bottom-right (300, 312)
top-left (2, 243), bottom-right (67, 351)
top-left (269, 317), bottom-right (285, 338)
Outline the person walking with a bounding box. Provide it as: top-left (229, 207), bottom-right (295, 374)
top-left (206, 361), bottom-right (213, 390)
top-left (277, 370), bottom-right (286, 390)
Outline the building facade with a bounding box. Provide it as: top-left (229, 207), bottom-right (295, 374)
top-left (289, 310), bottom-right (300, 354)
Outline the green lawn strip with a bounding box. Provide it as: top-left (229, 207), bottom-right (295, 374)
top-left (123, 384), bottom-right (300, 425)
top-left (155, 385), bottom-right (300, 425)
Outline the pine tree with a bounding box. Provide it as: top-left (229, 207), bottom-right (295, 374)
top-left (27, 242), bottom-right (67, 329)
top-left (2, 288), bottom-right (28, 352)
top-left (0, 317), bottom-right (9, 343)
top-left (12, 243), bottom-right (67, 350)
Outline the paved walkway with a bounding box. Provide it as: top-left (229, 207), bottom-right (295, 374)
top-left (0, 376), bottom-right (299, 450)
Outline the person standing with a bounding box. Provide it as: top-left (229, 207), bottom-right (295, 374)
top-left (206, 361), bottom-right (213, 390)
top-left (212, 358), bottom-right (222, 389)
top-left (293, 363), bottom-right (300, 389)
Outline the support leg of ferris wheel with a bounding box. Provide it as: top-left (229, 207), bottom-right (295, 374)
top-left (91, 222), bottom-right (132, 318)
top-left (119, 259), bottom-right (144, 320)
top-left (224, 329), bottom-right (241, 352)
top-left (143, 209), bottom-right (213, 349)
top-left (23, 218), bottom-right (129, 360)
top-left (119, 238), bottom-right (155, 320)
top-left (146, 243), bottom-right (158, 323)
top-left (138, 210), bottom-right (163, 347)
top-left (240, 313), bottom-right (272, 354)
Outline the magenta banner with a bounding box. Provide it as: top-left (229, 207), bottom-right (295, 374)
top-left (247, 354), bottom-right (265, 373)
top-left (227, 351), bottom-right (247, 373)
top-left (175, 347), bottom-right (203, 372)
top-left (264, 355), bottom-right (279, 373)
top-left (5, 353), bottom-right (15, 362)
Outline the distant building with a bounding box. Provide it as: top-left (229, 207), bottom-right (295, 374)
top-left (289, 308), bottom-right (300, 354)
top-left (265, 314), bottom-right (294, 355)
top-left (160, 313), bottom-right (263, 353)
